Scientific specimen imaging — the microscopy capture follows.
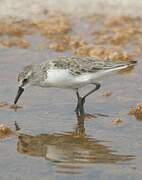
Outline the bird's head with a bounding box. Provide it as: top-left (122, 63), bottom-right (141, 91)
top-left (14, 65), bottom-right (34, 104)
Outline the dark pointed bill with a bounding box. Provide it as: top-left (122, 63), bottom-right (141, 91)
top-left (14, 87), bottom-right (24, 104)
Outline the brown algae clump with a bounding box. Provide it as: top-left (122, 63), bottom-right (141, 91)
top-left (49, 35), bottom-right (88, 53)
top-left (0, 38), bottom-right (30, 48)
top-left (9, 104), bottom-right (23, 111)
top-left (0, 101), bottom-right (22, 111)
top-left (104, 16), bottom-right (141, 28)
top-left (48, 35), bottom-right (70, 52)
top-left (34, 14), bottom-right (70, 37)
top-left (49, 41), bottom-right (67, 52)
top-left (88, 46), bottom-right (133, 61)
top-left (0, 14), bottom-right (141, 60)
top-left (101, 91), bottom-right (112, 97)
top-left (91, 15), bottom-right (142, 60)
top-left (0, 102), bottom-right (8, 108)
top-left (129, 103), bottom-right (142, 120)
top-left (0, 21), bottom-right (30, 36)
top-left (112, 118), bottom-right (123, 125)
top-left (69, 36), bottom-right (87, 49)
top-left (0, 124), bottom-right (13, 138)
top-left (74, 45), bottom-right (90, 56)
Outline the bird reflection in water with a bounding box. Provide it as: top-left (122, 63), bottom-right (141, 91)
top-left (16, 114), bottom-right (135, 174)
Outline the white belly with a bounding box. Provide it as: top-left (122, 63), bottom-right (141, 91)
top-left (42, 69), bottom-right (92, 89)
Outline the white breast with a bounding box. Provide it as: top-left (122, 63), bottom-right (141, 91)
top-left (41, 68), bottom-right (99, 89)
top-left (45, 68), bottom-right (74, 88)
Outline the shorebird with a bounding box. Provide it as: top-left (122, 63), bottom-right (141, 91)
top-left (14, 56), bottom-right (136, 115)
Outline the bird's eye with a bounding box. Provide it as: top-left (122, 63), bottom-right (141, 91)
top-left (23, 78), bottom-right (28, 83)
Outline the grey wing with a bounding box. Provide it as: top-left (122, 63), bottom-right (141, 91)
top-left (46, 56), bottom-right (130, 75)
top-left (67, 57), bottom-right (131, 74)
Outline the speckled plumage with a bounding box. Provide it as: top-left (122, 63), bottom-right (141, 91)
top-left (17, 56), bottom-right (136, 89)
top-left (42, 56), bottom-right (130, 75)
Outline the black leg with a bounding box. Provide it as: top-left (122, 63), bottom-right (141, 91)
top-left (75, 89), bottom-right (85, 116)
top-left (75, 83), bottom-right (101, 116)
top-left (82, 83), bottom-right (101, 100)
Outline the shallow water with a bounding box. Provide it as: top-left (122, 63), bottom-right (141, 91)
top-left (0, 4), bottom-right (142, 180)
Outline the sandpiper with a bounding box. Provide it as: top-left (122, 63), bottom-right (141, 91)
top-left (14, 56), bottom-right (136, 115)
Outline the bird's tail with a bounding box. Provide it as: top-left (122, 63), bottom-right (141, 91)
top-left (107, 60), bottom-right (137, 71)
top-left (93, 60), bottom-right (137, 80)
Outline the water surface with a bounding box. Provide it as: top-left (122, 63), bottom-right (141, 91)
top-left (0, 2), bottom-right (142, 180)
